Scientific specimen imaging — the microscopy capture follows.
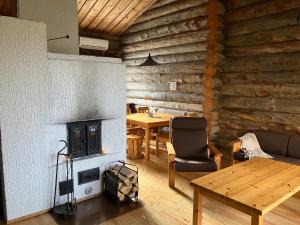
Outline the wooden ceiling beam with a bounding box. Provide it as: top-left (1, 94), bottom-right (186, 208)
top-left (95, 0), bottom-right (131, 31)
top-left (78, 0), bottom-right (98, 24)
top-left (77, 0), bottom-right (159, 36)
top-left (87, 0), bottom-right (120, 30)
top-left (79, 0), bottom-right (109, 28)
top-left (77, 0), bottom-right (87, 13)
top-left (102, 0), bottom-right (141, 33)
top-left (110, 0), bottom-right (158, 35)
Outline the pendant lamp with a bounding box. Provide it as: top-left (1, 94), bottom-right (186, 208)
top-left (140, 53), bottom-right (159, 66)
top-left (139, 8), bottom-right (159, 66)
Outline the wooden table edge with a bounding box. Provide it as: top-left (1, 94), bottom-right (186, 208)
top-left (191, 185), bottom-right (262, 216)
top-left (261, 188), bottom-right (300, 216)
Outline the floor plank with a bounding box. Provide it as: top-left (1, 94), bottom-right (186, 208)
top-left (7, 152), bottom-right (300, 225)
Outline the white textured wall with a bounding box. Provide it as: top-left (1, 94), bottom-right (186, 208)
top-left (18, 0), bottom-right (79, 55)
top-left (47, 54), bottom-right (126, 205)
top-left (0, 17), bottom-right (126, 221)
top-left (0, 16), bottom-right (49, 220)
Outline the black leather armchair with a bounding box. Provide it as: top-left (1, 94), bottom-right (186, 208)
top-left (166, 117), bottom-right (222, 188)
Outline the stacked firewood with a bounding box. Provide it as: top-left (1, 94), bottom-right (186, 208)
top-left (111, 164), bottom-right (139, 202)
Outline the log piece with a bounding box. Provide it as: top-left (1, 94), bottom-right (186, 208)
top-left (125, 6), bottom-right (207, 34)
top-left (109, 164), bottom-right (139, 201)
top-left (226, 0), bottom-right (263, 10)
top-left (127, 98), bottom-right (203, 112)
top-left (221, 96), bottom-right (300, 114)
top-left (223, 52), bottom-right (300, 72)
top-left (219, 109), bottom-right (300, 131)
top-left (118, 191), bottom-right (125, 201)
top-left (227, 9), bottom-right (299, 37)
top-left (226, 40), bottom-right (300, 57)
top-left (151, 0), bottom-right (178, 9)
top-left (124, 52), bottom-right (207, 66)
top-left (221, 84), bottom-right (300, 99)
top-left (226, 0), bottom-right (300, 24)
top-left (126, 82), bottom-right (204, 94)
top-left (112, 164), bottom-right (136, 178)
top-left (126, 90), bottom-right (204, 104)
top-left (134, 0), bottom-right (207, 24)
top-left (126, 73), bottom-right (203, 83)
top-left (220, 71), bottom-right (300, 85)
top-left (127, 94), bottom-right (202, 104)
top-left (122, 17), bottom-right (209, 44)
top-left (123, 42), bottom-right (208, 60)
top-left (226, 25), bottom-right (300, 47)
top-left (119, 184), bottom-right (132, 195)
top-left (126, 62), bottom-right (206, 74)
top-left (122, 31), bottom-right (210, 53)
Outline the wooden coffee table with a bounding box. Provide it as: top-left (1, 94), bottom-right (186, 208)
top-left (191, 157), bottom-right (300, 225)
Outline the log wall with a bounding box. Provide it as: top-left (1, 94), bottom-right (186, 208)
top-left (121, 0), bottom-right (224, 139)
top-left (217, 0), bottom-right (300, 147)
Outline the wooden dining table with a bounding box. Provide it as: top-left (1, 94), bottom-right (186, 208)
top-left (126, 113), bottom-right (174, 160)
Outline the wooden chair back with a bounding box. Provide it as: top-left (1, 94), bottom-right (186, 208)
top-left (137, 106), bottom-right (149, 113)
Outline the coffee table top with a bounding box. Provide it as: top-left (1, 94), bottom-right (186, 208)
top-left (191, 157), bottom-right (300, 216)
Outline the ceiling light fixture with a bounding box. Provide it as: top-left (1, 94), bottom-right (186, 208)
top-left (139, 8), bottom-right (159, 66)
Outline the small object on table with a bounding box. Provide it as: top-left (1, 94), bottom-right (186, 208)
top-left (127, 134), bottom-right (144, 159)
top-left (147, 112), bottom-right (153, 117)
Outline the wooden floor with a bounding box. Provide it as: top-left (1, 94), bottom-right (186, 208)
top-left (5, 151), bottom-right (300, 225)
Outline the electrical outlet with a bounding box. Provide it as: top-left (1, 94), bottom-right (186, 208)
top-left (169, 81), bottom-right (177, 91)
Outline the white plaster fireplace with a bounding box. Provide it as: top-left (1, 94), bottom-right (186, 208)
top-left (0, 16), bottom-right (126, 222)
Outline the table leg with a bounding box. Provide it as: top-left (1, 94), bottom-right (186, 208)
top-left (145, 128), bottom-right (150, 160)
top-left (251, 214), bottom-right (263, 225)
top-left (193, 188), bottom-right (203, 225)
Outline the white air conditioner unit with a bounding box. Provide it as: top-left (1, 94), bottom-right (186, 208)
top-left (79, 37), bottom-right (109, 51)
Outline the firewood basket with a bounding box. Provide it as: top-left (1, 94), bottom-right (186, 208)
top-left (103, 160), bottom-right (139, 204)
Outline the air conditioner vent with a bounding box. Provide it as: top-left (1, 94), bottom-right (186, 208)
top-left (79, 37), bottom-right (109, 51)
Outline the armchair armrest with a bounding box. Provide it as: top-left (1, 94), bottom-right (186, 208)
top-left (166, 142), bottom-right (176, 187)
top-left (230, 140), bottom-right (241, 153)
top-left (166, 142), bottom-right (175, 156)
top-left (230, 140), bottom-right (242, 165)
top-left (208, 143), bottom-right (223, 157)
top-left (208, 143), bottom-right (222, 170)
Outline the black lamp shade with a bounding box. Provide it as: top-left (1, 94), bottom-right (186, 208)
top-left (139, 53), bottom-right (159, 66)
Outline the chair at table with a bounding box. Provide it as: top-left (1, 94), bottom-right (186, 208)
top-left (166, 117), bottom-right (222, 188)
top-left (127, 104), bottom-right (145, 136)
top-left (137, 106), bottom-right (149, 113)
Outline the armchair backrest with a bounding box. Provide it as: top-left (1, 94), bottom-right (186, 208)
top-left (171, 117), bottom-right (208, 159)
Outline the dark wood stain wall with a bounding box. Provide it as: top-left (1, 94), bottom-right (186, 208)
top-left (0, 0), bottom-right (17, 17)
top-left (216, 0), bottom-right (300, 147)
top-left (121, 0), bottom-right (224, 139)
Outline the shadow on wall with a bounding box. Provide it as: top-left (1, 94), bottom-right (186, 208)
top-left (0, 128), bottom-right (6, 222)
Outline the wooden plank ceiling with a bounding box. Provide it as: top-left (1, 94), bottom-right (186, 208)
top-left (77, 0), bottom-right (158, 37)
